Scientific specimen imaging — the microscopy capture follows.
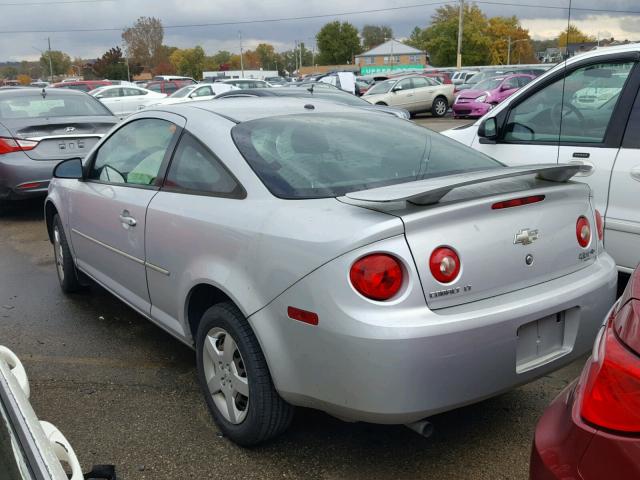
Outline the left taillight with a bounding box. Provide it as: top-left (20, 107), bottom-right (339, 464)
top-left (0, 137), bottom-right (38, 155)
top-left (349, 253), bottom-right (403, 301)
top-left (579, 300), bottom-right (640, 434)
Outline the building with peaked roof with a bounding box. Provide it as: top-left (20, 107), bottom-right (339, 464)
top-left (355, 39), bottom-right (428, 75)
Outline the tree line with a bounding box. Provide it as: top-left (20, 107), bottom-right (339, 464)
top-left (1, 3), bottom-right (602, 82)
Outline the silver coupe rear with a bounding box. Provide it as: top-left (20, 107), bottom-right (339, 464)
top-left (45, 98), bottom-right (616, 445)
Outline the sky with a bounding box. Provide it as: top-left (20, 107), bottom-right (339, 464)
top-left (0, 0), bottom-right (639, 62)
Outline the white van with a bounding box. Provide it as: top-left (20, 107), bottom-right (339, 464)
top-left (443, 44), bottom-right (640, 273)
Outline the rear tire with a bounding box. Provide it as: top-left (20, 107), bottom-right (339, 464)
top-left (196, 302), bottom-right (293, 446)
top-left (432, 96), bottom-right (448, 117)
top-left (52, 214), bottom-right (82, 293)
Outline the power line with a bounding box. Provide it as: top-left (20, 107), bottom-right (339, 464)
top-left (0, 0), bottom-right (115, 6)
top-left (0, 1), bottom-right (456, 34)
top-left (474, 0), bottom-right (640, 14)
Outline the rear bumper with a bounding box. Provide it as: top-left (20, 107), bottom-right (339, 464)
top-left (452, 101), bottom-right (491, 118)
top-left (249, 252), bottom-right (617, 424)
top-left (0, 153), bottom-right (59, 200)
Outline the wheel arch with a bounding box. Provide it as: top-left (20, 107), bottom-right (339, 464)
top-left (44, 200), bottom-right (58, 243)
top-left (185, 282), bottom-right (246, 345)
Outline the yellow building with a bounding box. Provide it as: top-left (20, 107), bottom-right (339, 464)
top-left (355, 39), bottom-right (428, 75)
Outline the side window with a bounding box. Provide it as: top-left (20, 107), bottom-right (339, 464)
top-left (411, 77), bottom-right (429, 89)
top-left (397, 78), bottom-right (413, 91)
top-left (194, 86), bottom-right (213, 97)
top-left (164, 133), bottom-right (242, 196)
top-left (147, 83), bottom-right (161, 92)
top-left (164, 82), bottom-right (178, 94)
top-left (518, 76), bottom-right (533, 87)
top-left (124, 88), bottom-right (145, 96)
top-left (504, 61), bottom-right (634, 144)
top-left (503, 77), bottom-right (519, 90)
top-left (89, 118), bottom-right (177, 186)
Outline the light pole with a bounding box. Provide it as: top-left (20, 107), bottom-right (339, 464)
top-left (456, 0), bottom-right (464, 68)
top-left (238, 31), bottom-right (244, 77)
top-left (507, 37), bottom-right (530, 65)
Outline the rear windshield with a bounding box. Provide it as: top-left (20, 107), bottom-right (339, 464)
top-left (232, 113), bottom-right (502, 199)
top-left (0, 94), bottom-right (112, 119)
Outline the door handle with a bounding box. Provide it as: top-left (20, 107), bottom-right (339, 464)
top-left (119, 211), bottom-right (137, 227)
top-left (631, 166), bottom-right (640, 182)
top-left (568, 159), bottom-right (595, 177)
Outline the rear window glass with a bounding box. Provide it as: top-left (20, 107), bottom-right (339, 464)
top-left (0, 94), bottom-right (112, 119)
top-left (232, 113), bottom-right (502, 199)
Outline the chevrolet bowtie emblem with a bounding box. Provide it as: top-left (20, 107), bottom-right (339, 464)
top-left (514, 228), bottom-right (539, 246)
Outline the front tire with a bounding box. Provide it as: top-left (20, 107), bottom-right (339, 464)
top-left (52, 214), bottom-right (82, 293)
top-left (432, 96), bottom-right (448, 117)
top-left (196, 302), bottom-right (293, 446)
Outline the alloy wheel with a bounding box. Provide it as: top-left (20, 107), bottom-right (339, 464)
top-left (202, 327), bottom-right (249, 424)
top-left (53, 226), bottom-right (65, 282)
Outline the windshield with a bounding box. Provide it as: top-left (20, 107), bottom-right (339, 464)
top-left (366, 80), bottom-right (395, 95)
top-left (232, 113), bottom-right (502, 199)
top-left (170, 85), bottom-right (197, 98)
top-left (0, 93), bottom-right (113, 119)
top-left (474, 78), bottom-right (504, 91)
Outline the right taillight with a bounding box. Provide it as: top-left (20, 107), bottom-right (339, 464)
top-left (0, 137), bottom-right (38, 155)
top-left (579, 301), bottom-right (640, 434)
top-left (595, 209), bottom-right (604, 241)
top-left (429, 246), bottom-right (461, 284)
top-left (576, 216), bottom-right (591, 248)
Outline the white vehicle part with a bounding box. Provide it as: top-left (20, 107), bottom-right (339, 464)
top-left (0, 346), bottom-right (29, 398)
top-left (40, 421), bottom-right (83, 480)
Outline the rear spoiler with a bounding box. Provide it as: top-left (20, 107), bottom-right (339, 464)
top-left (344, 164), bottom-right (590, 206)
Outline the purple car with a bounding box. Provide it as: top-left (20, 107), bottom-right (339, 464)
top-left (452, 73), bottom-right (534, 119)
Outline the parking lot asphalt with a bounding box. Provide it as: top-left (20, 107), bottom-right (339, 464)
top-left (0, 116), bottom-right (587, 480)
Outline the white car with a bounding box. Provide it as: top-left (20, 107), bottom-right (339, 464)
top-left (148, 83), bottom-right (239, 107)
top-left (0, 346), bottom-right (114, 479)
top-left (91, 85), bottom-right (166, 116)
top-left (442, 43), bottom-right (640, 273)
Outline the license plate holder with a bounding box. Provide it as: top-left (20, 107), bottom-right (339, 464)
top-left (516, 312), bottom-right (570, 373)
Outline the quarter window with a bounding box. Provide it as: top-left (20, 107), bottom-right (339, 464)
top-left (89, 118), bottom-right (177, 186)
top-left (504, 61), bottom-right (634, 144)
top-left (164, 133), bottom-right (242, 196)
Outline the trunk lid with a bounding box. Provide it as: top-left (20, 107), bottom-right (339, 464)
top-left (5, 116), bottom-right (116, 160)
top-left (343, 166), bottom-right (598, 309)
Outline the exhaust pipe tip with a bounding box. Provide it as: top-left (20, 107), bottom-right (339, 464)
top-left (405, 419), bottom-right (434, 438)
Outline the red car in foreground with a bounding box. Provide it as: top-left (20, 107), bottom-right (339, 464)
top-left (530, 267), bottom-right (640, 479)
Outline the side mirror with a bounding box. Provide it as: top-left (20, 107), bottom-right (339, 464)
top-left (500, 84), bottom-right (512, 91)
top-left (478, 117), bottom-right (498, 140)
top-left (53, 158), bottom-right (83, 179)
top-left (392, 85), bottom-right (403, 92)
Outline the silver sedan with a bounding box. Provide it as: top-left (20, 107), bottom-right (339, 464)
top-left (45, 98), bottom-right (617, 446)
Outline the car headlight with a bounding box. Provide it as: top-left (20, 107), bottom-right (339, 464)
top-left (476, 94), bottom-right (487, 103)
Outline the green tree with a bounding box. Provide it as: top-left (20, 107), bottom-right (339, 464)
top-left (406, 26), bottom-right (428, 51)
top-left (170, 46), bottom-right (206, 79)
top-left (419, 4), bottom-right (491, 66)
top-left (557, 24), bottom-right (596, 47)
top-left (0, 66), bottom-right (18, 79)
top-left (316, 21), bottom-right (361, 65)
top-left (212, 50), bottom-right (232, 66)
top-left (255, 43), bottom-right (277, 69)
top-left (39, 50), bottom-right (72, 77)
top-left (122, 16), bottom-right (164, 70)
top-left (361, 24), bottom-right (393, 50)
top-left (92, 47), bottom-right (129, 80)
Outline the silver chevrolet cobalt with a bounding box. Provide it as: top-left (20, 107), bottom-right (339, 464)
top-left (45, 98), bottom-right (617, 446)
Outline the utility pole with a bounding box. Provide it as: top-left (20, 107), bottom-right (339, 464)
top-left (456, 0), bottom-right (464, 68)
top-left (507, 36), bottom-right (511, 65)
top-left (47, 37), bottom-right (54, 82)
top-left (238, 31), bottom-right (244, 77)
